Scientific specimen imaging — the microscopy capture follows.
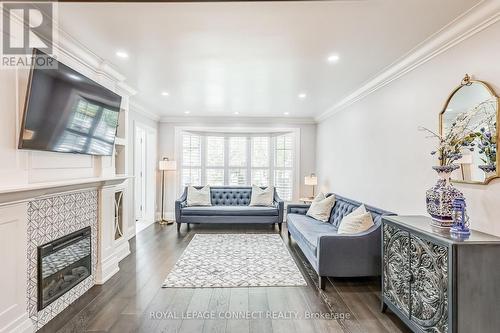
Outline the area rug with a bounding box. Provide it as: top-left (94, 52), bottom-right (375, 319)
top-left (162, 234), bottom-right (307, 288)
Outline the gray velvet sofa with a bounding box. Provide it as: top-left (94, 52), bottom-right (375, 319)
top-left (287, 193), bottom-right (394, 289)
top-left (175, 186), bottom-right (284, 232)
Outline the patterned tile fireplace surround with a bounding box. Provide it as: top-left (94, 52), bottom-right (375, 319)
top-left (26, 190), bottom-right (98, 330)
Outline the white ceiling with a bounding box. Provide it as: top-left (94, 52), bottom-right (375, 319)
top-left (57, 0), bottom-right (479, 119)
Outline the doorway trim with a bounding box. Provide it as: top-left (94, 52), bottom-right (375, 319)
top-left (133, 121), bottom-right (157, 231)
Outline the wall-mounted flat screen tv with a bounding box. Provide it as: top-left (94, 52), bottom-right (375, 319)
top-left (18, 49), bottom-right (122, 156)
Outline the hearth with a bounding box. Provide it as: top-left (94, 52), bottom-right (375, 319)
top-left (37, 227), bottom-right (91, 310)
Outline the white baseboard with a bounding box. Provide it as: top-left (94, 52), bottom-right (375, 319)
top-left (95, 254), bottom-right (119, 285)
top-left (115, 240), bottom-right (131, 262)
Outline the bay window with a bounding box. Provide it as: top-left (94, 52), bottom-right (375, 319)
top-left (179, 131), bottom-right (296, 201)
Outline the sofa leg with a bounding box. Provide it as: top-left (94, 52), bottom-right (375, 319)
top-left (287, 230), bottom-right (291, 238)
top-left (319, 276), bottom-right (326, 290)
top-left (278, 223), bottom-right (282, 232)
top-left (176, 223), bottom-right (181, 232)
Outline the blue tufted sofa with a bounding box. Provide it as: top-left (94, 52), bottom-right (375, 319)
top-left (287, 193), bottom-right (394, 289)
top-left (175, 186), bottom-right (284, 232)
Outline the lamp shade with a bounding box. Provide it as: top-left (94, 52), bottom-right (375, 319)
top-left (304, 174), bottom-right (317, 186)
top-left (159, 160), bottom-right (177, 171)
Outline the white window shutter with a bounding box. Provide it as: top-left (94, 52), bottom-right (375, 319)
top-left (180, 132), bottom-right (295, 200)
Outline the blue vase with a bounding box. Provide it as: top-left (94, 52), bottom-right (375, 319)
top-left (426, 165), bottom-right (464, 229)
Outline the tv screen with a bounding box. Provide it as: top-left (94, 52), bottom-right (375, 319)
top-left (19, 49), bottom-right (122, 156)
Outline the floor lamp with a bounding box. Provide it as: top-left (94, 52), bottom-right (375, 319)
top-left (159, 157), bottom-right (177, 225)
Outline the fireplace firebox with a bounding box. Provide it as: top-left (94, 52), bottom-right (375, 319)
top-left (37, 227), bottom-right (91, 310)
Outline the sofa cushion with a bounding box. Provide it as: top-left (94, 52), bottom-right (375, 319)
top-left (182, 206), bottom-right (278, 216)
top-left (187, 185), bottom-right (212, 206)
top-left (306, 193), bottom-right (336, 222)
top-left (287, 213), bottom-right (338, 256)
top-left (249, 186), bottom-right (274, 206)
top-left (338, 205), bottom-right (374, 234)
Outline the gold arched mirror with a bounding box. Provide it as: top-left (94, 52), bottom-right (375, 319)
top-left (440, 74), bottom-right (499, 184)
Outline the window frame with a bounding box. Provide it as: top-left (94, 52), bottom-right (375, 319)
top-left (175, 127), bottom-right (300, 201)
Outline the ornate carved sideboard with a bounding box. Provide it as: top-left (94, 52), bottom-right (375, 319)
top-left (382, 215), bottom-right (500, 333)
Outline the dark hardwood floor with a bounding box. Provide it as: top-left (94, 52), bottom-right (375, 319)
top-left (39, 223), bottom-right (410, 333)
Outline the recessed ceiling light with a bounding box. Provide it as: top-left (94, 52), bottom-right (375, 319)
top-left (298, 93), bottom-right (307, 99)
top-left (184, 111), bottom-right (190, 114)
top-left (283, 112), bottom-right (290, 115)
top-left (116, 50), bottom-right (129, 58)
top-left (233, 112), bottom-right (239, 115)
top-left (446, 108), bottom-right (453, 111)
top-left (161, 91), bottom-right (169, 96)
top-left (327, 54), bottom-right (340, 63)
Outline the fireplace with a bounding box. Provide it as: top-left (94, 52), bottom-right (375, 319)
top-left (37, 227), bottom-right (91, 310)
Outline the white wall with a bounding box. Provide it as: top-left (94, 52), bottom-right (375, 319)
top-left (158, 118), bottom-right (317, 217)
top-left (316, 21), bottom-right (500, 236)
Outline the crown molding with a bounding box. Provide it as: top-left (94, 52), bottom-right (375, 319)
top-left (315, 0), bottom-right (500, 122)
top-left (129, 101), bottom-right (161, 122)
top-left (116, 81), bottom-right (137, 96)
top-left (7, 7), bottom-right (137, 96)
top-left (159, 115), bottom-right (316, 125)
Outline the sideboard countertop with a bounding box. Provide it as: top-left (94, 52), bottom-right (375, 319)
top-left (383, 215), bottom-right (500, 245)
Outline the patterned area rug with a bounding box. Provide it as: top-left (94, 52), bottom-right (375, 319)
top-left (162, 234), bottom-right (307, 288)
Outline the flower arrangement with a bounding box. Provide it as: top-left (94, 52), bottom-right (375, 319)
top-left (476, 110), bottom-right (497, 166)
top-left (419, 110), bottom-right (477, 166)
top-left (477, 128), bottom-right (496, 165)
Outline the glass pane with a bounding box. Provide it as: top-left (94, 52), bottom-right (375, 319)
top-left (182, 168), bottom-right (201, 187)
top-left (206, 136), bottom-right (225, 167)
top-left (252, 137), bottom-right (269, 167)
top-left (275, 169), bottom-right (293, 201)
top-left (182, 134), bottom-right (201, 166)
top-left (206, 168), bottom-right (224, 185)
top-left (275, 134), bottom-right (293, 168)
top-left (229, 168), bottom-right (247, 185)
top-left (275, 150), bottom-right (285, 168)
top-left (284, 150), bottom-right (293, 168)
top-left (251, 169), bottom-right (269, 186)
top-left (229, 137), bottom-right (247, 167)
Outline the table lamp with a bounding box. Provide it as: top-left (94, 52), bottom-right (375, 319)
top-left (304, 173), bottom-right (318, 198)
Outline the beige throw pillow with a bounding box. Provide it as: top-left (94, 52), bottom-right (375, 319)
top-left (186, 185), bottom-right (212, 206)
top-left (306, 193), bottom-right (336, 222)
top-left (337, 204), bottom-right (374, 234)
top-left (249, 186), bottom-right (274, 206)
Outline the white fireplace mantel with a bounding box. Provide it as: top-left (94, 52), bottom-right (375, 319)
top-left (0, 176), bottom-right (131, 205)
top-left (0, 176), bottom-right (133, 333)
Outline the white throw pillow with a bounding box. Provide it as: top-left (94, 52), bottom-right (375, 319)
top-left (186, 185), bottom-right (212, 206)
top-left (249, 186), bottom-right (274, 206)
top-left (337, 205), bottom-right (374, 234)
top-left (306, 193), bottom-right (336, 222)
